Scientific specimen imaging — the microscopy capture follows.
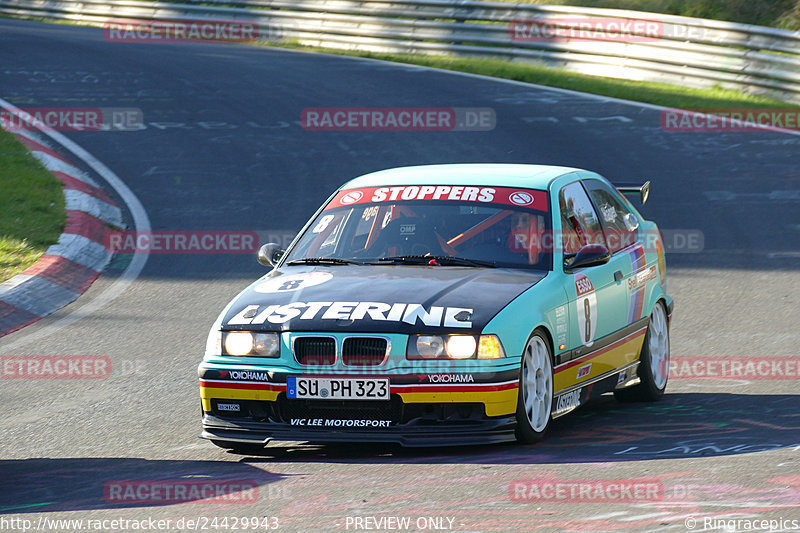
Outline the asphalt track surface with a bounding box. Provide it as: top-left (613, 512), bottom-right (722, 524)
top-left (1, 17), bottom-right (799, 533)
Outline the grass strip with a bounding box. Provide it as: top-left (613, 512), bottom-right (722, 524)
top-left (0, 130), bottom-right (66, 283)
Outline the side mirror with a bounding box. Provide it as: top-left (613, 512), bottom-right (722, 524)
top-left (257, 243), bottom-right (284, 267)
top-left (565, 243), bottom-right (610, 271)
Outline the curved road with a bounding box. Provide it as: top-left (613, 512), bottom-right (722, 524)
top-left (1, 17), bottom-right (799, 532)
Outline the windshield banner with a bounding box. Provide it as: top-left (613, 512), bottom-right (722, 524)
top-left (326, 186), bottom-right (548, 212)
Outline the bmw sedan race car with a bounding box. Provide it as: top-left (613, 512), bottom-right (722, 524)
top-left (198, 164), bottom-right (673, 452)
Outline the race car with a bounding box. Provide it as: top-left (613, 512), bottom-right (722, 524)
top-left (198, 164), bottom-right (672, 451)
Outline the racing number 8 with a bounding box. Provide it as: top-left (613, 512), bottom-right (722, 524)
top-left (583, 298), bottom-right (591, 343)
top-left (278, 280), bottom-right (303, 291)
top-left (313, 215), bottom-right (335, 234)
top-left (576, 289), bottom-right (597, 348)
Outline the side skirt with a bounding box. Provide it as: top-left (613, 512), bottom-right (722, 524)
top-left (551, 362), bottom-right (640, 419)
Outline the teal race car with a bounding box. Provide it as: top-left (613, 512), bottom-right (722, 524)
top-left (198, 164), bottom-right (673, 451)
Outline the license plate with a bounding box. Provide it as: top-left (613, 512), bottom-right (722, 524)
top-left (287, 377), bottom-right (389, 400)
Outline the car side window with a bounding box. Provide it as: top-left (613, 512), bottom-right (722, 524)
top-left (583, 180), bottom-right (638, 253)
top-left (559, 182), bottom-right (604, 256)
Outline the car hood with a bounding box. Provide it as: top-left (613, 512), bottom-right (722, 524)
top-left (222, 265), bottom-right (546, 334)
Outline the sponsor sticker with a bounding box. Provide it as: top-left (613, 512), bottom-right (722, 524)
top-left (553, 388), bottom-right (581, 415)
top-left (576, 363), bottom-right (592, 379)
top-left (218, 370), bottom-right (271, 382)
top-left (289, 418), bottom-right (391, 428)
top-left (628, 265), bottom-right (658, 291)
top-left (419, 374), bottom-right (476, 383)
top-left (228, 301), bottom-right (474, 328)
top-left (340, 190), bottom-right (364, 205)
top-left (509, 191), bottom-right (535, 206)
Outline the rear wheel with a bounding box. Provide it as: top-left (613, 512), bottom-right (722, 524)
top-left (614, 301), bottom-right (670, 402)
top-left (515, 332), bottom-right (553, 443)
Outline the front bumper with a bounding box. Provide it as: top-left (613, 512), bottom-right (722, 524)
top-left (201, 412), bottom-right (517, 447)
top-left (199, 366), bottom-right (520, 447)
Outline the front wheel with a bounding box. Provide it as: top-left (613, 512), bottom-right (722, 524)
top-left (515, 332), bottom-right (554, 443)
top-left (614, 301), bottom-right (670, 402)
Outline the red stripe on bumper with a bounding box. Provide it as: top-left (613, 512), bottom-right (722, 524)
top-left (391, 381), bottom-right (519, 393)
top-left (199, 380), bottom-right (286, 391)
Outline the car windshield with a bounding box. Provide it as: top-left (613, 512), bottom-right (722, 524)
top-left (283, 186), bottom-right (552, 270)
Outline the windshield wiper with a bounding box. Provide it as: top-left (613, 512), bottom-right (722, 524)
top-left (286, 257), bottom-right (363, 266)
top-left (375, 255), bottom-right (496, 268)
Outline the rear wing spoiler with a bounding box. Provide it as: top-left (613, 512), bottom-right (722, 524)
top-left (616, 181), bottom-right (650, 204)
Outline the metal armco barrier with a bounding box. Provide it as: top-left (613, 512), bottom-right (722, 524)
top-left (3, 0), bottom-right (800, 103)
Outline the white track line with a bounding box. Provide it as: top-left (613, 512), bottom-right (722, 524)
top-left (0, 97), bottom-right (151, 350)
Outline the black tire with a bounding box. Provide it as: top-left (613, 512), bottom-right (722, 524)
top-left (515, 331), bottom-right (554, 444)
top-left (614, 301), bottom-right (670, 402)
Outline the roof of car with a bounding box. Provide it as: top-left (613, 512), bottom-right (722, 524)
top-left (342, 164), bottom-right (587, 190)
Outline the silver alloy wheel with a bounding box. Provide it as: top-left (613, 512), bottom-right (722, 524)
top-left (648, 302), bottom-right (670, 389)
top-left (521, 335), bottom-right (553, 432)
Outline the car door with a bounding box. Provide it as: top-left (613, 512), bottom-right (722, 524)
top-left (582, 178), bottom-right (647, 326)
top-left (557, 181), bottom-right (630, 389)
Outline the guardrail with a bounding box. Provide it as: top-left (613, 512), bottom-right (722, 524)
top-left (3, 0), bottom-right (800, 104)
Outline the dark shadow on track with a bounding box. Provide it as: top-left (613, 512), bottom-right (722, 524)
top-left (0, 458), bottom-right (287, 514)
top-left (237, 392), bottom-right (800, 465)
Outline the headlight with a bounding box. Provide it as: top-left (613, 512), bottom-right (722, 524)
top-left (221, 331), bottom-right (280, 357)
top-left (415, 335), bottom-right (445, 358)
top-left (408, 334), bottom-right (502, 360)
top-left (446, 336), bottom-right (477, 359)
